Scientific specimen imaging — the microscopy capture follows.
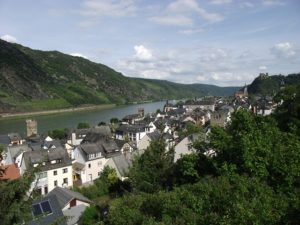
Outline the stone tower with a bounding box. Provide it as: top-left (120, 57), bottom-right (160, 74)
top-left (26, 119), bottom-right (37, 137)
top-left (138, 108), bottom-right (145, 117)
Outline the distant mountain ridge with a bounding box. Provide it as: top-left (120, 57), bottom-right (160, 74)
top-left (0, 40), bottom-right (239, 113)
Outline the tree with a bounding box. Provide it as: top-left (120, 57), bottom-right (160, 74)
top-left (48, 128), bottom-right (69, 139)
top-left (110, 118), bottom-right (119, 124)
top-left (0, 148), bottom-right (37, 225)
top-left (77, 122), bottom-right (90, 129)
top-left (129, 138), bottom-right (174, 193)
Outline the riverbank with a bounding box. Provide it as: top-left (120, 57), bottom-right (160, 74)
top-left (0, 104), bottom-right (116, 119)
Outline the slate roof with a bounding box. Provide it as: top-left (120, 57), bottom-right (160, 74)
top-left (123, 113), bottom-right (140, 120)
top-left (111, 154), bottom-right (131, 177)
top-left (147, 130), bottom-right (161, 141)
top-left (6, 144), bottom-right (31, 163)
top-left (22, 147), bottom-right (72, 171)
top-left (80, 143), bottom-right (103, 155)
top-left (28, 195), bottom-right (66, 225)
top-left (46, 187), bottom-right (93, 209)
top-left (116, 124), bottom-right (145, 133)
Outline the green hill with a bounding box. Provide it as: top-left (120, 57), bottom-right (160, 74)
top-left (0, 40), bottom-right (239, 113)
top-left (247, 73), bottom-right (300, 96)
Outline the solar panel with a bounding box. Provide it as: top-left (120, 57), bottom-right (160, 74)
top-left (32, 204), bottom-right (42, 216)
top-left (41, 201), bottom-right (52, 214)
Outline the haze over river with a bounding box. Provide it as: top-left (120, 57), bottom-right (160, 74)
top-left (0, 101), bottom-right (166, 137)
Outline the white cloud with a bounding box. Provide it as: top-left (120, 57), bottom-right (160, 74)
top-left (80, 0), bottom-right (137, 17)
top-left (0, 34), bottom-right (17, 43)
top-left (271, 42), bottom-right (296, 58)
top-left (210, 0), bottom-right (232, 5)
top-left (179, 28), bottom-right (203, 35)
top-left (262, 0), bottom-right (285, 6)
top-left (134, 45), bottom-right (153, 61)
top-left (259, 65), bottom-right (267, 70)
top-left (150, 15), bottom-right (194, 27)
top-left (70, 53), bottom-right (88, 59)
top-left (150, 0), bottom-right (223, 27)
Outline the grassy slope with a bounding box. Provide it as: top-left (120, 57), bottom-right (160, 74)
top-left (0, 40), bottom-right (240, 112)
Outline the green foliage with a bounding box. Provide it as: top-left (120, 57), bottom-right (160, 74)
top-left (179, 122), bottom-right (203, 139)
top-left (48, 128), bottom-right (69, 139)
top-left (106, 175), bottom-right (287, 225)
top-left (110, 117), bottom-right (119, 124)
top-left (0, 167), bottom-right (37, 225)
top-left (247, 73), bottom-right (300, 96)
top-left (77, 122), bottom-right (90, 129)
top-left (273, 84), bottom-right (300, 136)
top-left (80, 205), bottom-right (102, 225)
top-left (129, 138), bottom-right (174, 193)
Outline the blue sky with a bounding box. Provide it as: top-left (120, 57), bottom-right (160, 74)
top-left (1, 0), bottom-right (299, 86)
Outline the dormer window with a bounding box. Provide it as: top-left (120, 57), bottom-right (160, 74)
top-left (88, 153), bottom-right (95, 160)
top-left (51, 160), bottom-right (57, 164)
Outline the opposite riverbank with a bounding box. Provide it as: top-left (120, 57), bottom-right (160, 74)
top-left (0, 104), bottom-right (116, 119)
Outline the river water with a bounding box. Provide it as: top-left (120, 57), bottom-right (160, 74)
top-left (0, 101), bottom-right (166, 137)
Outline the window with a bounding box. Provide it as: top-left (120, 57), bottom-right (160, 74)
top-left (44, 186), bottom-right (48, 194)
top-left (63, 168), bottom-right (68, 173)
top-left (88, 163), bottom-right (91, 168)
top-left (63, 178), bottom-right (68, 185)
top-left (54, 180), bottom-right (57, 186)
top-left (98, 161), bottom-right (102, 167)
top-left (32, 200), bottom-right (52, 217)
top-left (98, 171), bottom-right (101, 176)
top-left (53, 170), bottom-right (57, 176)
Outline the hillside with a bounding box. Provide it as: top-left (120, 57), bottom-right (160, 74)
top-left (247, 73), bottom-right (300, 96)
top-left (0, 40), bottom-right (239, 113)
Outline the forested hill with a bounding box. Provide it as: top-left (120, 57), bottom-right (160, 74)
top-left (247, 73), bottom-right (300, 96)
top-left (0, 40), bottom-right (239, 113)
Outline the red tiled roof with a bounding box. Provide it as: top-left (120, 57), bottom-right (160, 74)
top-left (0, 164), bottom-right (20, 181)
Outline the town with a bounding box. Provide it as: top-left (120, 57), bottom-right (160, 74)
top-left (0, 83), bottom-right (281, 224)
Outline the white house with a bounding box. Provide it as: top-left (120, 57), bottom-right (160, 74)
top-left (21, 147), bottom-right (73, 195)
top-left (115, 124), bottom-right (146, 143)
top-left (73, 143), bottom-right (109, 184)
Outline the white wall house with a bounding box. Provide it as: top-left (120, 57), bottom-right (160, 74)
top-left (74, 143), bottom-right (109, 184)
top-left (115, 124), bottom-right (146, 143)
top-left (21, 147), bottom-right (73, 195)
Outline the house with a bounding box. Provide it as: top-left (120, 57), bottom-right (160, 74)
top-left (115, 124), bottom-right (146, 143)
top-left (163, 100), bottom-right (176, 112)
top-left (184, 100), bottom-right (215, 112)
top-left (234, 85), bottom-right (248, 98)
top-left (0, 163), bottom-right (20, 181)
top-left (28, 195), bottom-right (66, 225)
top-left (174, 134), bottom-right (203, 162)
top-left (20, 147), bottom-right (73, 195)
top-left (210, 106), bottom-right (233, 127)
top-left (0, 133), bottom-right (24, 147)
top-left (46, 187), bottom-right (93, 225)
top-left (4, 144), bottom-right (31, 166)
top-left (73, 143), bottom-right (109, 184)
top-left (67, 128), bottom-right (89, 146)
top-left (137, 130), bottom-right (175, 153)
top-left (122, 108), bottom-right (145, 124)
top-left (105, 153), bottom-right (131, 180)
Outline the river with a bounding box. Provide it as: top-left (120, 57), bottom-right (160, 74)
top-left (0, 101), bottom-right (166, 137)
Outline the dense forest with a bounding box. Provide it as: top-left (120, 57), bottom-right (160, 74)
top-left (0, 84), bottom-right (299, 225)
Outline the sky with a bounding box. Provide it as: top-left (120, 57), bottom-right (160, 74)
top-left (0, 0), bottom-right (300, 86)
